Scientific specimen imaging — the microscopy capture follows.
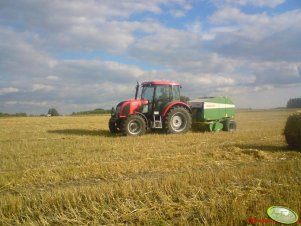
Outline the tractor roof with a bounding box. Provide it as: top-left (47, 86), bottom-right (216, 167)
top-left (142, 81), bottom-right (180, 86)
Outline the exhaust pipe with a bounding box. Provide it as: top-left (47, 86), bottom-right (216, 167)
top-left (135, 82), bottom-right (139, 99)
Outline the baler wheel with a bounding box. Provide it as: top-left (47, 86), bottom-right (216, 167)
top-left (223, 119), bottom-right (237, 132)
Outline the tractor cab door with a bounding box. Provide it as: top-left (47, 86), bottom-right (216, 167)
top-left (140, 85), bottom-right (155, 114)
top-left (154, 85), bottom-right (181, 113)
top-left (154, 85), bottom-right (171, 113)
top-left (140, 84), bottom-right (181, 115)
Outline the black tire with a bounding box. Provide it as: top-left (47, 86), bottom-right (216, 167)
top-left (121, 115), bottom-right (146, 136)
top-left (164, 107), bottom-right (192, 134)
top-left (108, 118), bottom-right (119, 134)
top-left (223, 119), bottom-right (237, 132)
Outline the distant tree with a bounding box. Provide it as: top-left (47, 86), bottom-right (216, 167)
top-left (48, 108), bottom-right (59, 116)
top-left (287, 98), bottom-right (301, 108)
top-left (180, 95), bottom-right (190, 103)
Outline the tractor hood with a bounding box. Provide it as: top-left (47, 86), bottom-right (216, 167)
top-left (112, 99), bottom-right (148, 118)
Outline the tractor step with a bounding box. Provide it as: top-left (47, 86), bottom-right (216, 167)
top-left (152, 114), bottom-right (163, 128)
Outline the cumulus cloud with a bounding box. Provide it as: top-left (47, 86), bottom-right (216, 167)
top-left (32, 84), bottom-right (55, 92)
top-left (0, 0), bottom-right (191, 53)
top-left (169, 1), bottom-right (192, 17)
top-left (209, 8), bottom-right (301, 61)
top-left (212, 0), bottom-right (285, 8)
top-left (0, 0), bottom-right (300, 113)
top-left (129, 24), bottom-right (205, 69)
top-left (0, 87), bottom-right (19, 95)
top-left (0, 28), bottom-right (56, 80)
top-left (47, 75), bottom-right (60, 81)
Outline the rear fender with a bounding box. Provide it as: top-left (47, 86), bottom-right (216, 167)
top-left (161, 101), bottom-right (191, 117)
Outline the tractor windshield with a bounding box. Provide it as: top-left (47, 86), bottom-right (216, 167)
top-left (141, 84), bottom-right (181, 102)
top-left (141, 86), bottom-right (155, 102)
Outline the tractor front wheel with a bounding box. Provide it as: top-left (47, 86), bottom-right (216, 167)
top-left (108, 118), bottom-right (120, 134)
top-left (122, 115), bottom-right (146, 136)
top-left (164, 107), bottom-right (191, 134)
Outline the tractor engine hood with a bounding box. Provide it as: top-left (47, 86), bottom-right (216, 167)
top-left (112, 99), bottom-right (148, 118)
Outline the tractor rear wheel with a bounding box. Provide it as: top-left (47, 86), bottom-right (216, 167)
top-left (122, 115), bottom-right (146, 136)
top-left (223, 119), bottom-right (237, 132)
top-left (164, 107), bottom-right (191, 134)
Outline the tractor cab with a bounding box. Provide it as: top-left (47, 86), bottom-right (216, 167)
top-left (138, 81), bottom-right (182, 128)
top-left (109, 81), bottom-right (192, 136)
top-left (139, 81), bottom-right (181, 114)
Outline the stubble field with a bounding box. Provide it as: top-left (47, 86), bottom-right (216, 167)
top-left (1, 109), bottom-right (301, 225)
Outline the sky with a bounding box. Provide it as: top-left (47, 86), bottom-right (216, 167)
top-left (0, 0), bottom-right (300, 114)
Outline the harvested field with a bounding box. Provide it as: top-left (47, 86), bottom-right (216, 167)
top-left (1, 109), bottom-right (301, 225)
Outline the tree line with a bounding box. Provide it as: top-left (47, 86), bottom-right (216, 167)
top-left (287, 98), bottom-right (301, 108)
top-left (0, 108), bottom-right (111, 117)
top-left (0, 112), bottom-right (27, 117)
top-left (51, 108), bottom-right (111, 116)
top-left (71, 108), bottom-right (111, 115)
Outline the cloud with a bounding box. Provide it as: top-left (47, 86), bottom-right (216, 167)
top-left (0, 0), bottom-right (166, 28)
top-left (5, 100), bottom-right (48, 107)
top-left (209, 8), bottom-right (301, 61)
top-left (0, 28), bottom-right (148, 113)
top-left (210, 7), bottom-right (270, 25)
top-left (248, 61), bottom-right (301, 85)
top-left (0, 0), bottom-right (300, 113)
top-left (47, 75), bottom-right (60, 81)
top-left (170, 9), bottom-right (186, 17)
top-left (129, 24), bottom-right (206, 69)
top-left (212, 0), bottom-right (285, 8)
top-left (0, 27), bottom-right (57, 99)
top-left (32, 84), bottom-right (55, 92)
top-left (0, 0), bottom-right (191, 54)
top-left (0, 87), bottom-right (19, 95)
top-left (53, 59), bottom-right (145, 84)
top-left (169, 1), bottom-right (192, 17)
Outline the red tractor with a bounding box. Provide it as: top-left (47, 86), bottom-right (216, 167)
top-left (109, 81), bottom-right (192, 136)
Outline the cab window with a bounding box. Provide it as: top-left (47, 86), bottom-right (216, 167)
top-left (141, 86), bottom-right (155, 102)
top-left (155, 85), bottom-right (170, 101)
top-left (172, 86), bottom-right (180, 101)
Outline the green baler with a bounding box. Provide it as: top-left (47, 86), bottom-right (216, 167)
top-left (188, 96), bottom-right (236, 132)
